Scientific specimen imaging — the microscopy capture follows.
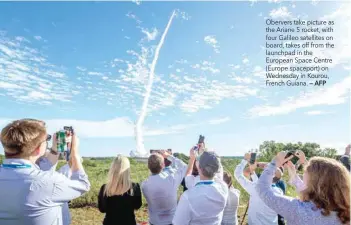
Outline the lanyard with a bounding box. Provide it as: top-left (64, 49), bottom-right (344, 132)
top-left (1, 164), bottom-right (32, 169)
top-left (196, 181), bottom-right (214, 186)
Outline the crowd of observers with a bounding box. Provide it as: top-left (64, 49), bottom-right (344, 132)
top-left (0, 119), bottom-right (350, 225)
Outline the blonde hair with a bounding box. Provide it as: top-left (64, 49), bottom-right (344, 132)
top-left (1, 119), bottom-right (46, 158)
top-left (301, 157), bottom-right (350, 224)
top-left (104, 155), bottom-right (133, 197)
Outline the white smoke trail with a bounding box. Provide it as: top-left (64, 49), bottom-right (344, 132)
top-left (135, 10), bottom-right (176, 156)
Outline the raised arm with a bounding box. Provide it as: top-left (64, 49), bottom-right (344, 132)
top-left (168, 155), bottom-right (187, 186)
top-left (37, 133), bottom-right (60, 171)
top-left (51, 134), bottom-right (90, 203)
top-left (214, 158), bottom-right (224, 182)
top-left (255, 152), bottom-right (301, 221)
top-left (186, 147), bottom-right (196, 176)
top-left (234, 156), bottom-right (256, 194)
top-left (285, 161), bottom-right (305, 193)
top-left (289, 174), bottom-right (305, 193)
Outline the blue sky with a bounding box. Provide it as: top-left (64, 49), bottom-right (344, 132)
top-left (0, 1), bottom-right (350, 157)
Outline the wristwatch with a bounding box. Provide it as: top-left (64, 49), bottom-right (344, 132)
top-left (50, 149), bottom-right (59, 155)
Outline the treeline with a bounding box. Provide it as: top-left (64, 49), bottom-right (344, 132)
top-left (0, 141), bottom-right (340, 164)
top-left (257, 141), bottom-right (339, 162)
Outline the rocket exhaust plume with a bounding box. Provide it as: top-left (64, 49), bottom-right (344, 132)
top-left (135, 10), bottom-right (176, 156)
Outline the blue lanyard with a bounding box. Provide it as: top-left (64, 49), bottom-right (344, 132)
top-left (196, 181), bottom-right (214, 186)
top-left (1, 164), bottom-right (32, 169)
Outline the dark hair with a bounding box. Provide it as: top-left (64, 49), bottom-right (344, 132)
top-left (164, 158), bottom-right (172, 167)
top-left (223, 171), bottom-right (233, 187)
top-left (192, 161), bottom-right (199, 176)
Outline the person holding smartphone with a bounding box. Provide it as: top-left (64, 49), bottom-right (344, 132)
top-left (234, 152), bottom-right (283, 225)
top-left (142, 149), bottom-right (188, 225)
top-left (0, 119), bottom-right (90, 225)
top-left (255, 151), bottom-right (350, 225)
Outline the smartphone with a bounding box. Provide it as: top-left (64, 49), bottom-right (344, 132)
top-left (249, 152), bottom-right (257, 164)
top-left (198, 135), bottom-right (205, 144)
top-left (283, 151), bottom-right (300, 164)
top-left (150, 149), bottom-right (161, 154)
top-left (63, 126), bottom-right (74, 161)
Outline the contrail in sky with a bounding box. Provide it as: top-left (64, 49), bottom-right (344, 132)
top-left (135, 10), bottom-right (176, 155)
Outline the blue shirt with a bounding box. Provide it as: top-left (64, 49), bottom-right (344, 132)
top-left (0, 158), bottom-right (90, 225)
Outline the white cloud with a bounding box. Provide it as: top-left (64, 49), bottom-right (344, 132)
top-left (132, 0), bottom-right (141, 5)
top-left (269, 7), bottom-right (292, 19)
top-left (305, 110), bottom-right (333, 116)
top-left (175, 10), bottom-right (191, 21)
top-left (141, 27), bottom-right (159, 41)
top-left (0, 33), bottom-right (73, 105)
top-left (249, 76), bottom-right (351, 117)
top-left (242, 57), bottom-right (249, 64)
top-left (87, 71), bottom-right (103, 76)
top-left (231, 76), bottom-right (258, 84)
top-left (191, 60), bottom-right (220, 74)
top-left (34, 36), bottom-right (42, 41)
top-left (0, 81), bottom-right (21, 89)
top-left (204, 35), bottom-right (220, 53)
top-left (76, 66), bottom-right (87, 72)
top-left (208, 117), bottom-right (231, 125)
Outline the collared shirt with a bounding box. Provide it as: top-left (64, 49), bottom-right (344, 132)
top-left (234, 159), bottom-right (282, 225)
top-left (221, 187), bottom-right (240, 225)
top-left (185, 160), bottom-right (224, 190)
top-left (57, 163), bottom-right (73, 225)
top-left (172, 178), bottom-right (228, 225)
top-left (0, 157), bottom-right (90, 225)
top-left (141, 155), bottom-right (187, 225)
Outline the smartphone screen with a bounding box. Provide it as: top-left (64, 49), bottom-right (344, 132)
top-left (284, 151), bottom-right (299, 164)
top-left (250, 153), bottom-right (257, 164)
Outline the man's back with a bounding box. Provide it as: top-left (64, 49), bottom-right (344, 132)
top-left (142, 154), bottom-right (187, 225)
top-left (142, 171), bottom-right (180, 225)
top-left (247, 185), bottom-right (282, 225)
top-left (0, 159), bottom-right (90, 225)
top-left (173, 181), bottom-right (228, 225)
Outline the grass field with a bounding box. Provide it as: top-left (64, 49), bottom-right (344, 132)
top-left (62, 157), bottom-right (298, 225)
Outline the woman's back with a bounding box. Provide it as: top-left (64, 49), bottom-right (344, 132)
top-left (98, 183), bottom-right (142, 225)
top-left (221, 187), bottom-right (240, 225)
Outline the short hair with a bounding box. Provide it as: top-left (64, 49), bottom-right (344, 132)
top-left (223, 171), bottom-right (233, 187)
top-left (199, 151), bottom-right (220, 178)
top-left (1, 119), bottom-right (47, 158)
top-left (148, 154), bottom-right (163, 174)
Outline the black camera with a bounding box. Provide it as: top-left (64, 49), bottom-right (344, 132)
top-left (198, 135), bottom-right (205, 144)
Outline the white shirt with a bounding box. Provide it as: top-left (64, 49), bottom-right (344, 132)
top-left (172, 178), bottom-right (228, 225)
top-left (141, 155), bottom-right (187, 225)
top-left (221, 187), bottom-right (240, 225)
top-left (57, 163), bottom-right (72, 225)
top-left (234, 160), bottom-right (282, 225)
